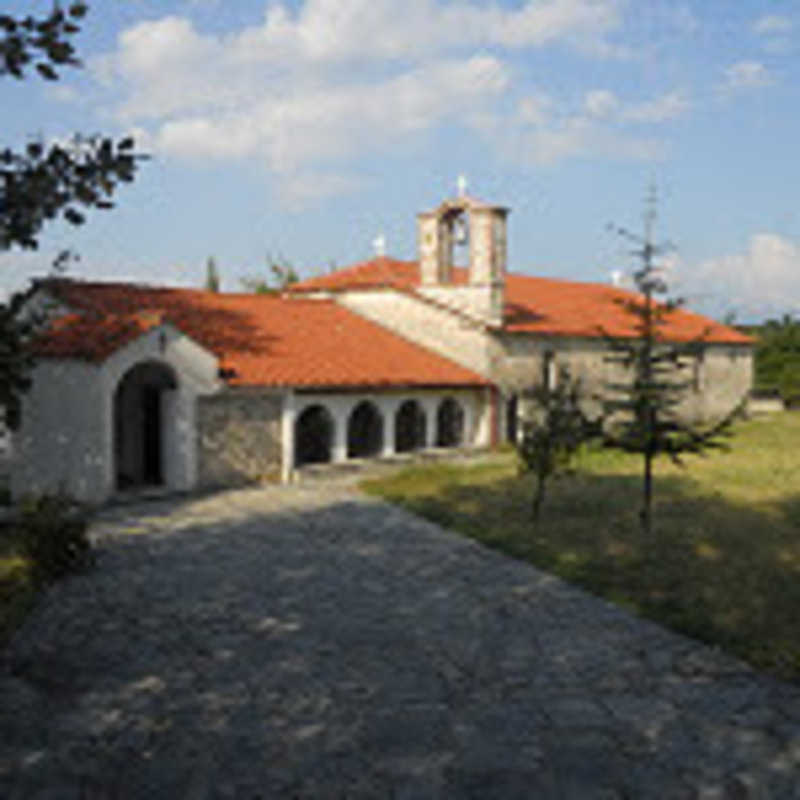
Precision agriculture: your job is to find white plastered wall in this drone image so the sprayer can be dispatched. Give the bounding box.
[11,359,107,502]
[100,325,220,500]
[12,324,220,504]
[335,289,493,375]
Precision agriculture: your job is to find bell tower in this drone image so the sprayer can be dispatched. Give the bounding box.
[416,181,508,326]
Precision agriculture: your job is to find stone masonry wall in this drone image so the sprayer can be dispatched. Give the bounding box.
[197,391,283,488]
[494,333,752,426]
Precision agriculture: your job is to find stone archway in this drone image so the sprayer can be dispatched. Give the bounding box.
[347,401,383,458]
[436,397,464,447]
[114,361,177,490]
[395,400,426,452]
[295,405,334,467]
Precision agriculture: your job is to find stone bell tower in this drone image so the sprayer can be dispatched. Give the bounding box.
[416,180,508,326]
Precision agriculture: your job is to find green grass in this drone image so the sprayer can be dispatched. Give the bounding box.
[362,412,800,682]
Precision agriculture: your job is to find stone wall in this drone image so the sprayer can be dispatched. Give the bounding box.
[197,391,284,488]
[494,333,752,427]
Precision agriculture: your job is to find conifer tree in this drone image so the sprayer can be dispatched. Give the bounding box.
[602,186,743,536]
[204,256,220,292]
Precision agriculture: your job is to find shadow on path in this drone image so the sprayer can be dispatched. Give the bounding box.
[1,485,799,798]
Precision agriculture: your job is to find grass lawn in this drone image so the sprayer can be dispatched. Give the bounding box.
[362,412,800,683]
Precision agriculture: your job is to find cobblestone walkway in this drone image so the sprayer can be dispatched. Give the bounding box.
[2,483,800,798]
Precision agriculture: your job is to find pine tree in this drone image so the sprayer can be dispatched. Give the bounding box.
[602,186,743,537]
[204,256,220,292]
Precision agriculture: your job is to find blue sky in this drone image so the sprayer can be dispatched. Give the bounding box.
[2,0,799,321]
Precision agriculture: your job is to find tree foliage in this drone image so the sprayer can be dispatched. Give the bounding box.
[0,2,87,80]
[602,189,742,536]
[0,3,144,430]
[516,367,593,521]
[749,315,800,404]
[2,135,140,250]
[240,252,299,294]
[204,256,220,293]
[1,3,145,251]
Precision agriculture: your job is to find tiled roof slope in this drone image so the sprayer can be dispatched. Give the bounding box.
[34,279,489,388]
[292,258,752,345]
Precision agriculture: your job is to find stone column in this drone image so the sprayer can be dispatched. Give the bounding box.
[332,401,349,462]
[281,390,295,483]
[424,398,439,447]
[382,397,398,457]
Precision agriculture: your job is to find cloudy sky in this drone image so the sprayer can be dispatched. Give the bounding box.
[2,0,799,321]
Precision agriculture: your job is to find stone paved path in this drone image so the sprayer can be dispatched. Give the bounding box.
[2,483,800,799]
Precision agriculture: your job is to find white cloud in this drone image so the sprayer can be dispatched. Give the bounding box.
[753,15,792,36]
[154,55,510,170]
[230,0,623,62]
[277,172,366,210]
[89,1,683,195]
[621,89,690,123]
[695,234,800,317]
[486,108,665,167]
[517,93,554,126]
[753,14,793,53]
[721,60,774,91]
[584,89,619,118]
[473,85,687,167]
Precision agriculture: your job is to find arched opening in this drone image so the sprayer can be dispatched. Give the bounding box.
[347,401,383,458]
[506,394,519,444]
[114,361,177,490]
[436,397,464,447]
[295,405,334,467]
[395,400,426,452]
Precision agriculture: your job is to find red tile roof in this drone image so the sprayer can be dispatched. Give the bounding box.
[292,258,752,345]
[34,310,168,361]
[34,279,489,389]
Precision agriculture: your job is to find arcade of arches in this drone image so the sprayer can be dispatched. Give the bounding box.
[294,396,466,468]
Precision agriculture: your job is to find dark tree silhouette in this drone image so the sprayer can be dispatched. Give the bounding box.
[204,256,220,292]
[1,3,144,251]
[0,3,144,429]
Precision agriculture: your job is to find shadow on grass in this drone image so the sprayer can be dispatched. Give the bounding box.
[369,466,800,683]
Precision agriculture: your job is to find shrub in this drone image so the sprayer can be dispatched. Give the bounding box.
[17,493,94,585]
[516,367,595,521]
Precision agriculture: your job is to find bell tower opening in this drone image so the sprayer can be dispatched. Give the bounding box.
[416,181,509,325]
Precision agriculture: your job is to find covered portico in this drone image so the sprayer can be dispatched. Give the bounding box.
[283,386,492,480]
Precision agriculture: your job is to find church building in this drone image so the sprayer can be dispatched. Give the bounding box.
[10,190,752,504]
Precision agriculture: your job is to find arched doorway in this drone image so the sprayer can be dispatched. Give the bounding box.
[506,394,519,443]
[395,400,426,452]
[436,397,464,447]
[295,405,334,467]
[347,401,383,458]
[114,361,177,490]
